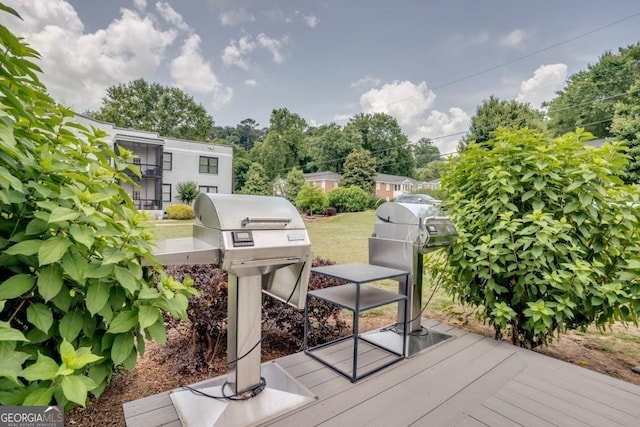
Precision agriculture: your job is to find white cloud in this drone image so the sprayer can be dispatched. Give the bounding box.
[516,63,567,108]
[257,33,288,63]
[350,75,382,89]
[500,29,527,47]
[222,33,288,68]
[360,80,436,127]
[219,8,255,26]
[245,79,257,86]
[415,108,470,155]
[222,35,255,69]
[170,34,233,109]
[134,0,147,12]
[333,113,353,122]
[302,13,318,28]
[156,1,190,32]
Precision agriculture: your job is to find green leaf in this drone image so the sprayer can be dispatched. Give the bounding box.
[138,305,160,330]
[145,319,166,345]
[521,190,536,202]
[563,201,579,214]
[69,223,94,249]
[25,218,49,236]
[26,303,53,333]
[4,240,42,256]
[59,310,84,342]
[111,333,134,365]
[107,310,138,334]
[38,236,72,266]
[37,264,63,302]
[86,282,109,315]
[60,340,75,368]
[0,274,35,300]
[102,247,127,265]
[23,388,54,406]
[61,375,88,406]
[114,266,139,295]
[0,324,28,342]
[68,352,103,370]
[60,252,87,284]
[21,353,59,381]
[49,206,80,223]
[0,348,30,385]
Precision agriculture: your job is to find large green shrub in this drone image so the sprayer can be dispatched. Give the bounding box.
[327,186,370,212]
[295,183,327,214]
[440,127,640,348]
[0,6,196,408]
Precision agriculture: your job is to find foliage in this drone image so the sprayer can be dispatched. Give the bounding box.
[440,127,640,348]
[236,118,263,151]
[164,260,349,372]
[546,44,640,138]
[175,181,199,205]
[277,167,305,203]
[610,81,640,184]
[295,183,328,214]
[251,108,308,180]
[327,186,370,212]
[165,204,195,220]
[239,162,272,196]
[231,145,252,192]
[413,137,441,167]
[340,148,377,193]
[458,95,545,150]
[306,123,361,173]
[346,113,415,177]
[416,159,445,181]
[86,79,215,141]
[0,8,196,409]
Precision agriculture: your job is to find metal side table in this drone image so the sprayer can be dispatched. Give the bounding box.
[304,263,408,382]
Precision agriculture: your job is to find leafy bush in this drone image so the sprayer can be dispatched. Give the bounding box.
[166,203,195,219]
[327,186,370,212]
[440,128,640,348]
[295,182,328,214]
[0,7,196,409]
[168,258,349,371]
[176,181,199,205]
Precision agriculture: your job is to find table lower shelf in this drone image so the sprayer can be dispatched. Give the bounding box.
[305,334,405,382]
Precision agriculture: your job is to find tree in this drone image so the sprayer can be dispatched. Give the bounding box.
[176,181,199,205]
[295,183,328,214]
[546,44,640,138]
[346,113,415,176]
[413,137,441,167]
[306,123,361,173]
[0,7,195,408]
[279,167,305,203]
[416,159,445,181]
[459,96,545,150]
[440,127,640,348]
[236,118,263,151]
[232,145,253,192]
[251,108,308,180]
[610,81,640,184]
[239,162,272,195]
[340,148,377,193]
[87,79,214,141]
[327,186,370,212]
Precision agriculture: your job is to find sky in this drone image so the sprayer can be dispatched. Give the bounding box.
[2,0,639,155]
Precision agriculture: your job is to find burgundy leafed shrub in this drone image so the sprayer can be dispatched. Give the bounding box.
[161,258,349,373]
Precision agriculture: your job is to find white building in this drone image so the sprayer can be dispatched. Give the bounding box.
[74,114,233,213]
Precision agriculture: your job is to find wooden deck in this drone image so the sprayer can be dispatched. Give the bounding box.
[123,320,640,426]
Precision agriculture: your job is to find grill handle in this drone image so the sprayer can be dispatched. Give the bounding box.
[241,216,292,227]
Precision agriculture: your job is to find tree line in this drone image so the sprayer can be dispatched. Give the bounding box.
[87,43,640,193]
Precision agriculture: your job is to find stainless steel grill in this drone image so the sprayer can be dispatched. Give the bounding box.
[147,193,315,424]
[369,201,457,355]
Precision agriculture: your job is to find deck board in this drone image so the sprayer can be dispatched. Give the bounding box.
[124,320,640,426]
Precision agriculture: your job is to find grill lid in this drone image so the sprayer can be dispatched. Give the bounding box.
[375,202,442,225]
[194,193,305,230]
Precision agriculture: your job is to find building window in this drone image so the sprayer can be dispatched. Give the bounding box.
[133,157,141,166]
[199,185,218,193]
[162,184,171,202]
[132,190,140,200]
[199,156,218,174]
[163,152,172,171]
